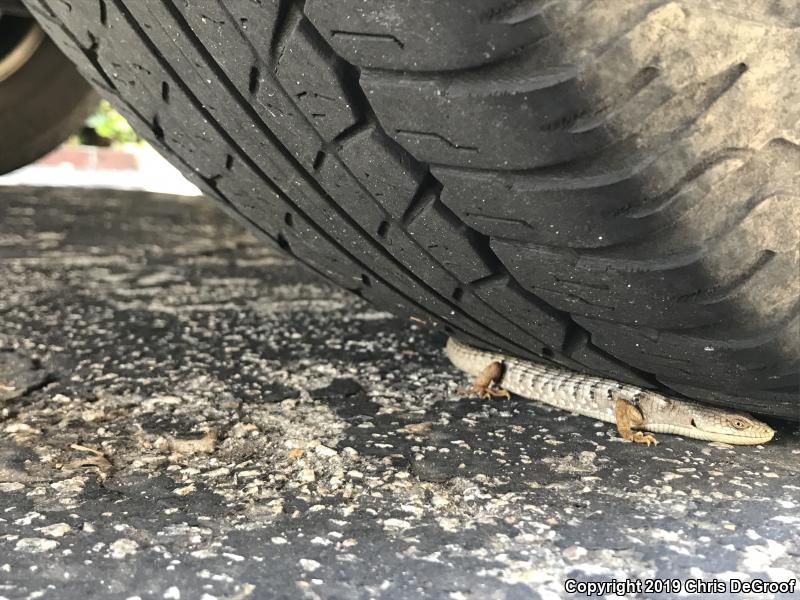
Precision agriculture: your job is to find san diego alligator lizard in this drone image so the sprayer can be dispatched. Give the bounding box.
[446,337,775,445]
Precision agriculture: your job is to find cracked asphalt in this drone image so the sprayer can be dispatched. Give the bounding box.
[0,186,798,600]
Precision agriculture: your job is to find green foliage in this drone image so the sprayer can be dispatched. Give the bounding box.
[83,100,141,145]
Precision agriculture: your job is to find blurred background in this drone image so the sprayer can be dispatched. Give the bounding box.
[0,99,200,196]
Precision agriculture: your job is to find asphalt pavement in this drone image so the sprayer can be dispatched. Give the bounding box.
[0,186,798,600]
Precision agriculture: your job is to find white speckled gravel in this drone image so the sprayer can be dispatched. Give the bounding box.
[0,187,797,599]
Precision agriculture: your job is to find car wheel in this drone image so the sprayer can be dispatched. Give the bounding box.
[24,0,799,417]
[0,9,99,174]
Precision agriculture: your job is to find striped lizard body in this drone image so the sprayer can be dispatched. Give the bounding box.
[446,337,774,446]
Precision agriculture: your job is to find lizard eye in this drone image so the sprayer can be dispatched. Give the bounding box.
[731,418,749,430]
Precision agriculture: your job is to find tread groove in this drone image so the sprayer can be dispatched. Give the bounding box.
[401,175,439,227]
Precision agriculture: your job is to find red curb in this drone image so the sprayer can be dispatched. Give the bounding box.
[36,145,139,171]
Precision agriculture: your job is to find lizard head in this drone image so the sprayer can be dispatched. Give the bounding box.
[685,404,775,445]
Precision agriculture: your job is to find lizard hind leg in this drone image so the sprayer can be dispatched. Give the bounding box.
[613,395,658,446]
[462,361,511,400]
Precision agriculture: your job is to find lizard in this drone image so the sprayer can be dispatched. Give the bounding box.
[446,337,775,446]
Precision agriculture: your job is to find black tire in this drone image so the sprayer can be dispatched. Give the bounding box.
[0,14,99,174]
[25,0,799,418]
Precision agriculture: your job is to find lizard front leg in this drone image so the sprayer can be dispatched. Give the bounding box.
[613,394,658,446]
[463,361,511,400]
